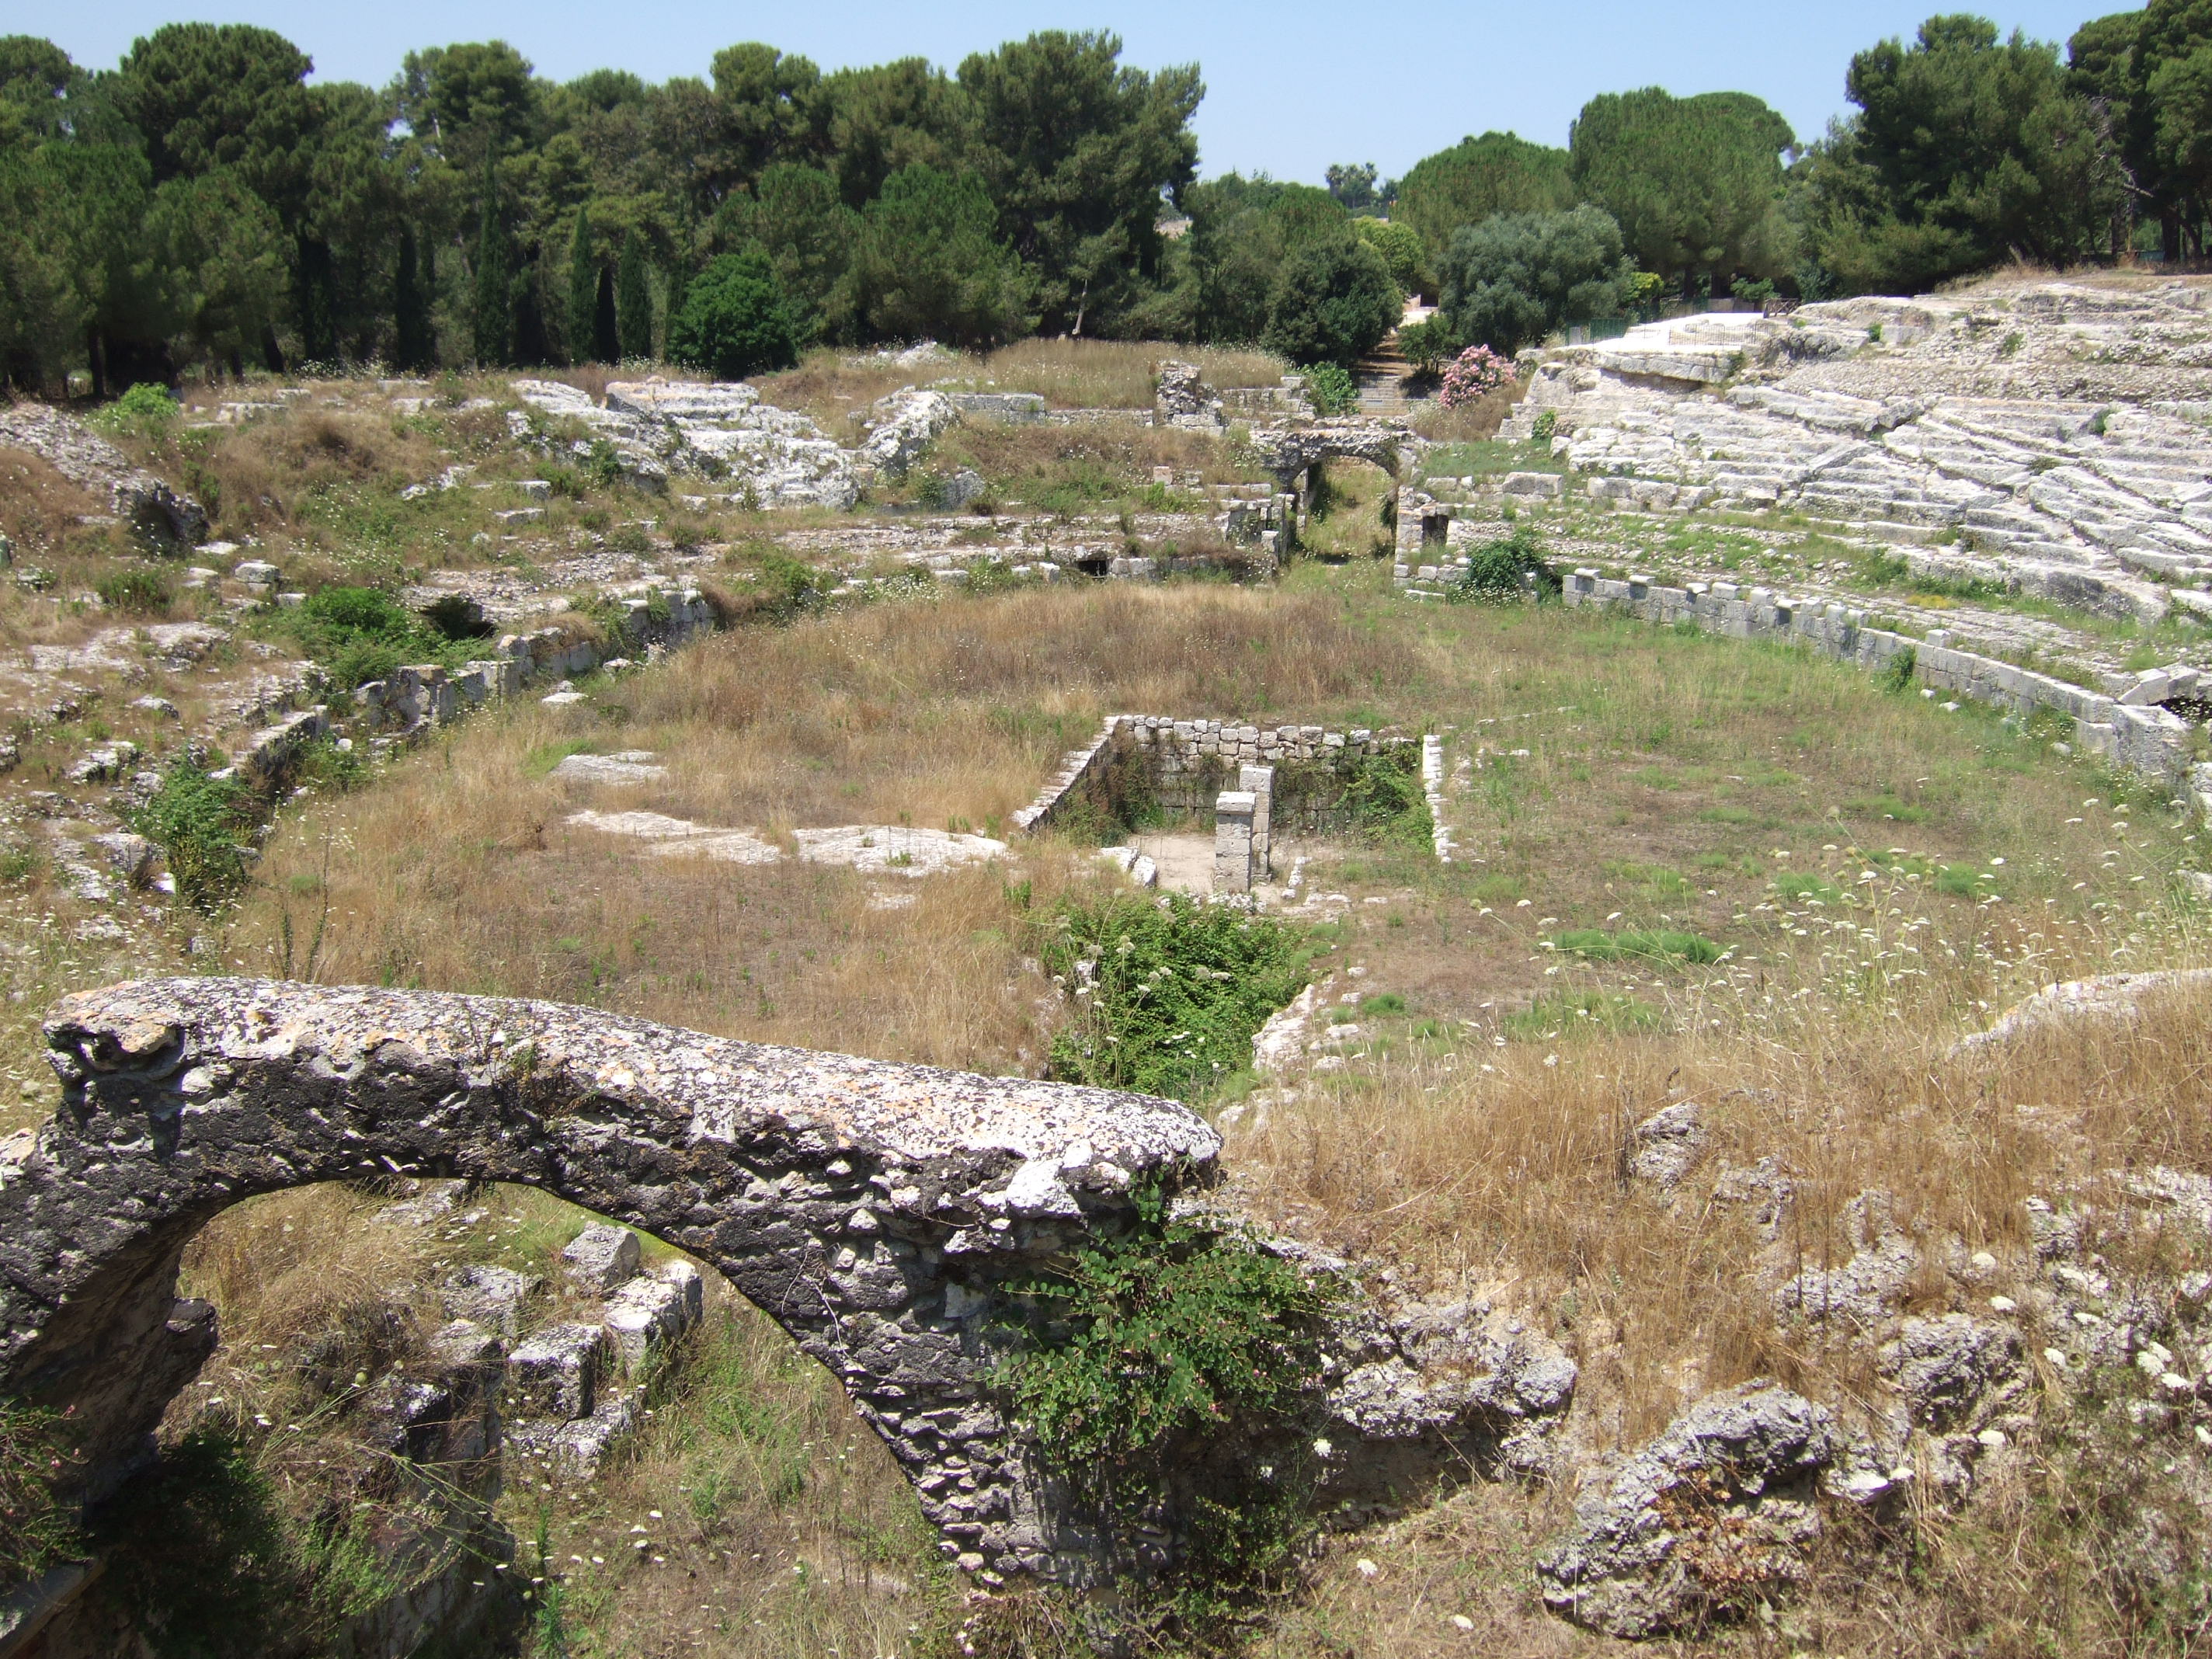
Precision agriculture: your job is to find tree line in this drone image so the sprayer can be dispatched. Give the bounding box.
[5,8,2212,394]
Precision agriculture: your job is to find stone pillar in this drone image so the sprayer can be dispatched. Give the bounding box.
[1213,790,1256,894]
[1238,765,1274,880]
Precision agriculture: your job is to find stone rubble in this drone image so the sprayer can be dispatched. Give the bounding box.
[511,378,862,508]
[1536,1382,1837,1638]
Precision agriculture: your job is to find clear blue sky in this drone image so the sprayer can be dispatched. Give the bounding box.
[16,1,2132,183]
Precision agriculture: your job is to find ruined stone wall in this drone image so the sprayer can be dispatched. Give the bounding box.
[1013,715,1416,839]
[0,977,1577,1646]
[353,590,715,739]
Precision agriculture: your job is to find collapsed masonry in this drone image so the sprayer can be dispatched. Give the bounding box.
[0,976,1572,1647]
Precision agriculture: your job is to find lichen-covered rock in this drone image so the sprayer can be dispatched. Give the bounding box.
[1954,969,2212,1053]
[1627,1101,1706,1191]
[1880,1313,2022,1432]
[603,1261,704,1371]
[1773,1189,1918,1327]
[561,1221,640,1294]
[1536,1382,1838,1638]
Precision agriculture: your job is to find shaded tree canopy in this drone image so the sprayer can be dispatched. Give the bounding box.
[1261,233,1400,368]
[1394,132,1577,259]
[1437,204,1631,355]
[1796,13,2121,291]
[957,30,1199,335]
[1570,88,1794,290]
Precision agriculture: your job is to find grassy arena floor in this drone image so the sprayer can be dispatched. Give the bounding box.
[146,569,2212,1655]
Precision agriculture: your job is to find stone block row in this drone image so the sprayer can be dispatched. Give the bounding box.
[1555,569,2199,788]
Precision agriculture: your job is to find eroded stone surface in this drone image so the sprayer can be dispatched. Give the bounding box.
[0,405,208,544]
[564,809,782,865]
[1536,1382,1838,1638]
[793,825,1008,876]
[9,977,1219,1583]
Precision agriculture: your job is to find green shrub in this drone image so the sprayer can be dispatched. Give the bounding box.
[89,382,179,439]
[1042,894,1309,1099]
[1396,315,1462,376]
[96,567,175,614]
[130,757,252,912]
[1880,645,1919,693]
[1436,205,1631,353]
[1448,523,1559,603]
[994,1184,1336,1613]
[1337,745,1431,843]
[997,1189,1332,1466]
[1301,362,1358,416]
[1353,216,1430,295]
[280,586,451,690]
[665,247,801,380]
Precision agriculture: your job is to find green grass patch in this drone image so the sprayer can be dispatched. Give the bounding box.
[1846,794,1931,823]
[1548,928,1723,965]
[1504,989,1668,1041]
[1774,873,1843,904]
[130,757,254,912]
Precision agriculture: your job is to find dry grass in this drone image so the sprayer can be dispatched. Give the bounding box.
[927,420,1264,509]
[509,1281,947,1659]
[121,578,2212,1654]
[234,584,1417,1070]
[968,338,1287,409]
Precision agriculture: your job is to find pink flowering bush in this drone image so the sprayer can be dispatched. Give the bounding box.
[1438,345,1516,409]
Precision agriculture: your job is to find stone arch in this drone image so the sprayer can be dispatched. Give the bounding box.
[1248,419,1424,509]
[0,977,1219,1589]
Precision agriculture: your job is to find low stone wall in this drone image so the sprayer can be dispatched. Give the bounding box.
[1014,715,1419,840]
[355,590,715,739]
[1553,569,2199,785]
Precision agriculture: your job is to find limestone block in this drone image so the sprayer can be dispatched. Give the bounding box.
[442,1263,540,1337]
[1501,471,1563,499]
[509,1323,607,1421]
[1214,790,1257,895]
[603,1261,704,1372]
[563,1223,642,1294]
[1240,764,1275,875]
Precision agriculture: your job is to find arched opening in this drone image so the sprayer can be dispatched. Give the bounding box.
[69,1177,931,1657]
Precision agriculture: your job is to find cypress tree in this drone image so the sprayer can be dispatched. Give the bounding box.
[473,169,510,367]
[615,228,652,362]
[394,228,431,371]
[566,205,597,364]
[593,267,619,363]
